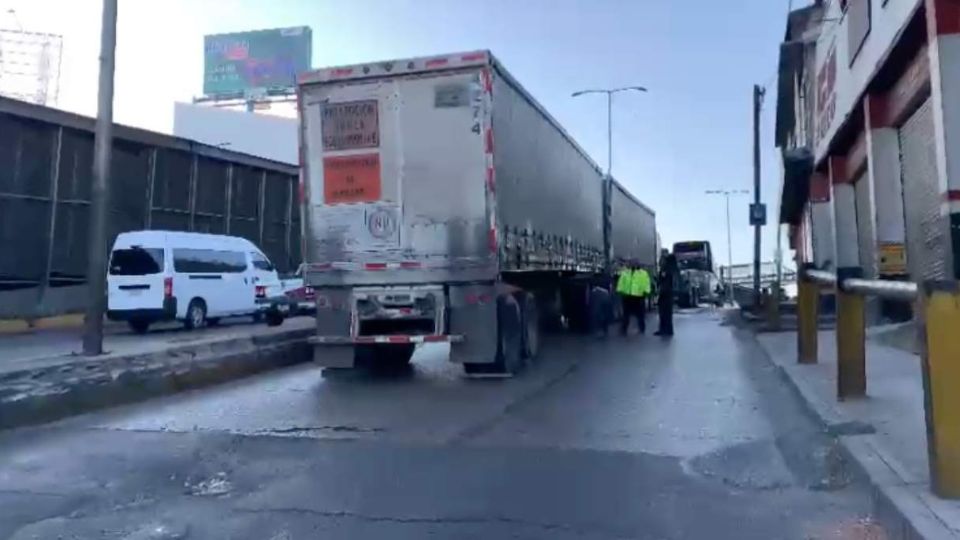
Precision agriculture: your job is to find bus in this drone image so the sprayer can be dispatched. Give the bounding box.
[672,241,722,307]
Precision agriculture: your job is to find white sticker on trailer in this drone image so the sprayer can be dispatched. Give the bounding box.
[313,203,401,249]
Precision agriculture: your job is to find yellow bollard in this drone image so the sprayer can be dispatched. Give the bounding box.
[797,269,818,364]
[920,281,960,499]
[836,267,866,400]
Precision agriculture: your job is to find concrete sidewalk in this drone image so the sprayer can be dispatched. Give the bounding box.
[0,318,315,430]
[756,330,960,539]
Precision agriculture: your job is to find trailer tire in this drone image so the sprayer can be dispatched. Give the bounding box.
[465,295,523,375]
[514,292,540,360]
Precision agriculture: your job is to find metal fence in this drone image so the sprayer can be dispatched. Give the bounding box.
[0,96,300,318]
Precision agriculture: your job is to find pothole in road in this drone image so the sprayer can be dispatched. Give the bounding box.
[684,440,793,490]
[185,472,232,497]
[684,435,852,492]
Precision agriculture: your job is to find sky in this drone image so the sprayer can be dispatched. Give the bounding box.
[1,0,793,267]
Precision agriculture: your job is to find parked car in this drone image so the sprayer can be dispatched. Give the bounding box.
[281,264,316,315]
[107,230,284,333]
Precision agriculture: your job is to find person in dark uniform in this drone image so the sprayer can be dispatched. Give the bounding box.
[655,251,679,336]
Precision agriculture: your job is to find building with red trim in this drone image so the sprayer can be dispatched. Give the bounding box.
[777,0,957,320]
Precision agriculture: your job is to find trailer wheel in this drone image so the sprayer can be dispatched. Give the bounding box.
[466,294,523,375]
[499,294,524,374]
[514,292,540,360]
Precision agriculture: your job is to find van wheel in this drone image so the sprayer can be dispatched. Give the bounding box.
[128,319,150,334]
[265,309,285,327]
[184,299,207,330]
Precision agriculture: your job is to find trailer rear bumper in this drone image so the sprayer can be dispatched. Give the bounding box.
[309,334,464,345]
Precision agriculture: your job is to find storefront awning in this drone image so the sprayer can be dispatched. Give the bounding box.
[780,147,814,225]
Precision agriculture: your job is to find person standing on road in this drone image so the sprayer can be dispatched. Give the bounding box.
[617,260,651,336]
[655,252,679,337]
[589,278,613,338]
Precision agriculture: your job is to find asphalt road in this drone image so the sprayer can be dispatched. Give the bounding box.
[0,309,885,539]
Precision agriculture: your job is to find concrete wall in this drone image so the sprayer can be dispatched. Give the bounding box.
[0,96,301,320]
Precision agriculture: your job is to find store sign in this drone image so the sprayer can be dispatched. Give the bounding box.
[815,44,838,148]
[879,242,907,275]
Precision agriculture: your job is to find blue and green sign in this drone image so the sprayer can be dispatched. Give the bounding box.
[203,26,312,97]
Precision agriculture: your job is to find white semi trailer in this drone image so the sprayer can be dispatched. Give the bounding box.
[297,51,656,374]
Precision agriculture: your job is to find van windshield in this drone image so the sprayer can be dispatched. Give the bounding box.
[109,248,164,276]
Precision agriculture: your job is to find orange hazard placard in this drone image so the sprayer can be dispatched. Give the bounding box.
[323,153,381,204]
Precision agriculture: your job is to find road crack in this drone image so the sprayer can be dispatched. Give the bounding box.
[236,505,631,538]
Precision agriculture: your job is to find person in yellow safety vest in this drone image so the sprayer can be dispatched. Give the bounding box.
[617,260,651,336]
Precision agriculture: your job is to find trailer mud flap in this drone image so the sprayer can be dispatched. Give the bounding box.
[314,288,353,367]
[448,284,498,364]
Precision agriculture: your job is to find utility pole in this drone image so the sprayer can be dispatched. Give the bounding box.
[82,0,118,356]
[752,84,765,306]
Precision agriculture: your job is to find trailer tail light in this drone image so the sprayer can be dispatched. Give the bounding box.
[465,293,490,305]
[163,277,173,298]
[488,228,498,253]
[256,285,266,299]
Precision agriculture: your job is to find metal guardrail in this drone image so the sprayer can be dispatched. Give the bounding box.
[796,265,960,499]
[805,268,918,301]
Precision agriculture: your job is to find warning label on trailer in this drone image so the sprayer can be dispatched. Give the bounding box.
[323,153,381,204]
[321,100,379,150]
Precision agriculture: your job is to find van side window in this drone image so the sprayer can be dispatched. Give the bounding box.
[173,249,246,273]
[250,252,274,272]
[110,248,164,275]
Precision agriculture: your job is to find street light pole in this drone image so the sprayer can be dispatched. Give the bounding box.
[82,0,119,356]
[572,86,647,277]
[706,189,749,305]
[571,85,647,178]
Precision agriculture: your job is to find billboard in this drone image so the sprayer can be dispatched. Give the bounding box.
[0,29,63,106]
[203,26,312,98]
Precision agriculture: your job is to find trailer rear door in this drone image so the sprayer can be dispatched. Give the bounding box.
[301,70,490,277]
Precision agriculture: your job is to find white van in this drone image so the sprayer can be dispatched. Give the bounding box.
[107,230,283,333]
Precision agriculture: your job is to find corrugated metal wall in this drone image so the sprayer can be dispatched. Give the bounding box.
[0,103,300,306]
[899,98,947,281]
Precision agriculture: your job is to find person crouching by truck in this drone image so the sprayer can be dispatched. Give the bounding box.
[617,260,651,336]
[656,251,679,337]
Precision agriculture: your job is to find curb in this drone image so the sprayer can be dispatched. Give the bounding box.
[838,436,956,540]
[751,331,959,540]
[0,326,314,431]
[0,313,84,335]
